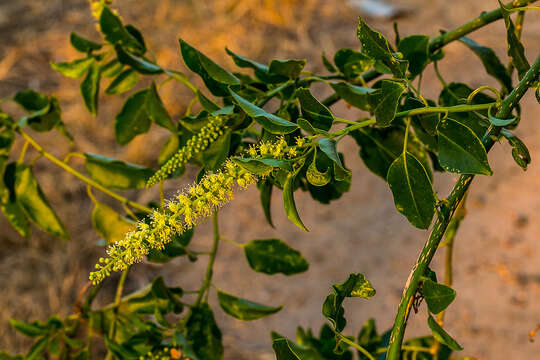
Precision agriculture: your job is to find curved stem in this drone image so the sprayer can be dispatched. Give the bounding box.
[194,211,220,306]
[333,331,375,360]
[18,129,152,214]
[386,53,540,360]
[395,102,495,118]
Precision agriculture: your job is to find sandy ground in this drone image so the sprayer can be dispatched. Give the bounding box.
[0,0,539,359]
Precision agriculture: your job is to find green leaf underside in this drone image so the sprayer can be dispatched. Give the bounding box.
[91,202,135,244]
[422,279,456,314]
[368,80,406,127]
[217,289,282,320]
[105,69,139,95]
[427,315,463,351]
[81,62,100,116]
[437,118,492,175]
[84,153,153,190]
[387,152,435,229]
[114,89,152,145]
[283,161,309,231]
[244,238,309,275]
[230,90,298,134]
[272,336,324,360]
[296,88,334,131]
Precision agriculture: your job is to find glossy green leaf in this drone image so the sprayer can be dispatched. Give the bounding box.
[318,138,351,180]
[115,45,163,74]
[333,49,374,78]
[499,0,530,79]
[234,157,291,175]
[1,160,31,238]
[322,52,337,73]
[351,126,431,180]
[437,118,492,175]
[297,118,328,136]
[145,82,175,131]
[70,32,102,53]
[91,202,135,244]
[387,152,435,229]
[202,129,231,171]
[180,39,240,96]
[114,89,151,145]
[217,289,282,320]
[459,37,512,92]
[51,57,95,79]
[101,59,124,78]
[296,88,334,131]
[20,97,62,133]
[105,69,139,95]
[225,48,285,84]
[283,160,308,231]
[329,82,374,110]
[99,6,144,54]
[230,90,298,134]
[257,179,274,227]
[84,153,154,190]
[158,134,180,166]
[397,35,429,77]
[268,59,306,79]
[427,315,463,351]
[9,319,47,338]
[14,90,48,111]
[306,154,331,187]
[197,90,220,112]
[15,164,68,239]
[272,334,324,360]
[322,273,375,332]
[185,303,223,360]
[357,18,405,78]
[422,279,456,314]
[244,238,309,275]
[368,79,406,127]
[81,62,100,116]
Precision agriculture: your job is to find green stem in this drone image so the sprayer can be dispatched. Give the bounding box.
[333,331,375,360]
[386,52,540,360]
[395,102,495,118]
[194,211,220,306]
[105,268,129,360]
[18,129,152,214]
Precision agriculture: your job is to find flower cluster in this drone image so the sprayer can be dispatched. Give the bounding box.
[90,137,304,285]
[146,116,226,187]
[139,347,184,360]
[88,0,113,20]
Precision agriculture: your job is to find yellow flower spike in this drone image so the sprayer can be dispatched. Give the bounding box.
[147,116,226,187]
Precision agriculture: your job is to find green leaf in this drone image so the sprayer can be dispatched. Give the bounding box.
[387,152,435,229]
[329,82,374,111]
[257,179,274,227]
[225,48,285,84]
[146,82,175,131]
[115,45,163,74]
[322,273,375,332]
[99,6,144,54]
[147,228,194,263]
[185,303,223,360]
[197,90,220,112]
[1,160,31,238]
[351,126,431,180]
[244,238,309,275]
[459,37,512,92]
[357,18,406,78]
[306,154,331,187]
[230,90,298,134]
[427,315,463,351]
[70,32,102,53]
[105,69,139,95]
[272,335,324,360]
[368,79,406,127]
[499,0,530,79]
[15,164,69,239]
[283,160,308,231]
[201,129,231,171]
[422,279,456,314]
[114,89,152,145]
[268,59,306,79]
[333,49,374,78]
[217,289,282,320]
[81,62,100,116]
[296,88,334,131]
[322,52,337,73]
[91,202,135,244]
[233,157,292,175]
[357,319,381,360]
[26,337,48,360]
[437,118,492,175]
[180,39,240,96]
[14,90,48,111]
[101,59,124,78]
[104,338,140,360]
[297,118,328,136]
[158,134,180,165]
[9,319,47,338]
[84,153,154,190]
[501,129,530,171]
[51,57,95,79]
[397,35,429,78]
[318,138,351,181]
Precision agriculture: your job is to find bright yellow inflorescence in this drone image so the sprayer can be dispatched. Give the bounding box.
[90,137,304,285]
[146,116,226,187]
[88,0,113,20]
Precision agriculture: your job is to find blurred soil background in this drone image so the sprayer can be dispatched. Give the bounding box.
[0,0,539,359]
